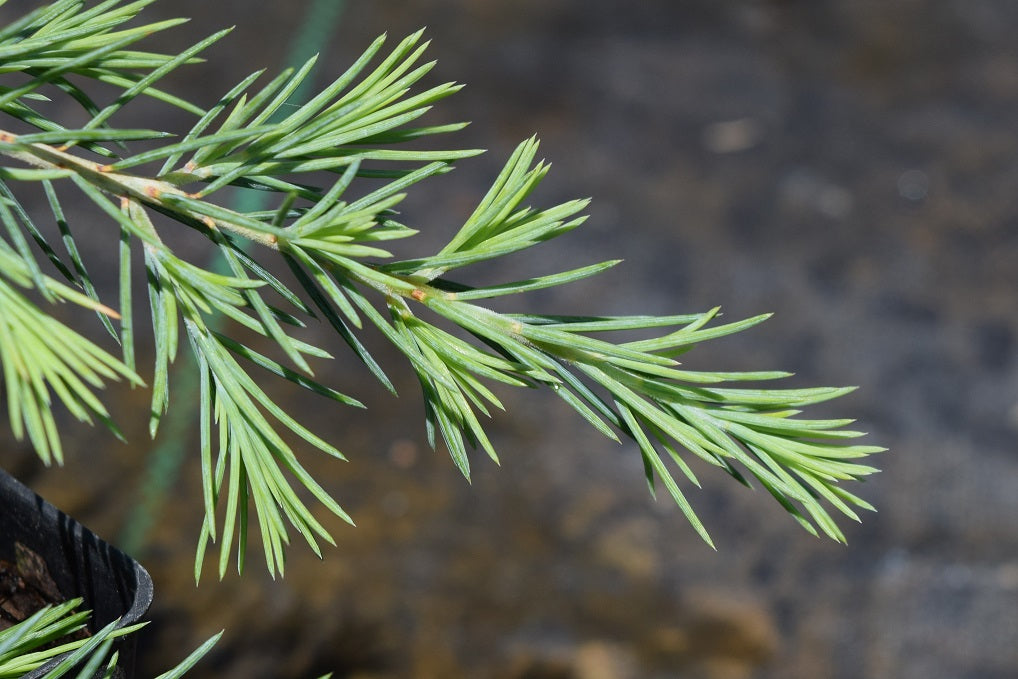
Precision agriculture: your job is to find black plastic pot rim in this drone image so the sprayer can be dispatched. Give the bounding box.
[1,467,153,678]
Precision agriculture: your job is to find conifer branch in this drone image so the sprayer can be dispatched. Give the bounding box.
[0,0,883,592]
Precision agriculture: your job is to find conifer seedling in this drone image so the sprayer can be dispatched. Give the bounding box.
[0,1,882,674]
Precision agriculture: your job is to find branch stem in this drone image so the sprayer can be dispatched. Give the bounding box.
[0,129,280,249]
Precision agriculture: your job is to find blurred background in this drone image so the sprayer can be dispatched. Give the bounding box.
[2,1,1017,678]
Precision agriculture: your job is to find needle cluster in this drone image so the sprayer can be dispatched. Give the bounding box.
[0,0,882,588]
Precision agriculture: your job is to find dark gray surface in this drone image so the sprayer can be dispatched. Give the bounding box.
[2,2,1016,678]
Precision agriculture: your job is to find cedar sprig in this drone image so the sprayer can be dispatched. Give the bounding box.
[0,0,883,582]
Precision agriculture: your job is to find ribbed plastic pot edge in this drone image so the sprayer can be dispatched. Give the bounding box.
[0,467,153,679]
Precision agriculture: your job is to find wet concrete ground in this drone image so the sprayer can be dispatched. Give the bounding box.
[2,1,1017,678]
